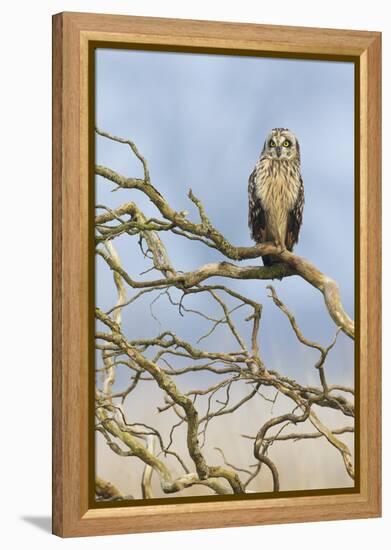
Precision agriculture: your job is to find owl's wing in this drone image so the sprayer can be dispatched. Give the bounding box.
[248,168,267,243]
[286,175,304,250]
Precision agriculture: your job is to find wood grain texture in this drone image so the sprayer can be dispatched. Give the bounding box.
[52,11,382,538]
[52,12,63,537]
[64,11,379,55]
[362,34,382,513]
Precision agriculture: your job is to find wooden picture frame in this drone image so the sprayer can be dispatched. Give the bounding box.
[52,12,381,537]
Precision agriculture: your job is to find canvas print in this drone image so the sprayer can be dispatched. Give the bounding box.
[94,48,355,504]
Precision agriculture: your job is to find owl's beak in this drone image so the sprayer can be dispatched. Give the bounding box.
[276,146,282,157]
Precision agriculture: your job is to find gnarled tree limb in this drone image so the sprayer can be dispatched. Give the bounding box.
[94,128,355,499]
[95,151,354,340]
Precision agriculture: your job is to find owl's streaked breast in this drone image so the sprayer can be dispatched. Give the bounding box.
[254,158,301,245]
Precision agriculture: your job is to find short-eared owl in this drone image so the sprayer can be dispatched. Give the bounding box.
[248,128,304,266]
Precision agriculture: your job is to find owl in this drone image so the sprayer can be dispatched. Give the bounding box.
[248,128,304,266]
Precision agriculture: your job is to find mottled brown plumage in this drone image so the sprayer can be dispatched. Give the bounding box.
[248,128,304,266]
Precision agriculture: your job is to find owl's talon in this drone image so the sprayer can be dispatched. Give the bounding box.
[273,241,285,254]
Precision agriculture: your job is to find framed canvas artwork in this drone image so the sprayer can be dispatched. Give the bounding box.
[52,12,381,537]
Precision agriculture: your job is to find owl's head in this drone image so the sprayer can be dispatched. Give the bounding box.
[262,128,300,161]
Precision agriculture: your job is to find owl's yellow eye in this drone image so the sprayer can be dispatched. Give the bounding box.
[269,140,276,147]
[283,140,291,147]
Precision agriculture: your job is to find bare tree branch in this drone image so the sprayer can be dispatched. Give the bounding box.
[95,151,353,338]
[94,129,355,500]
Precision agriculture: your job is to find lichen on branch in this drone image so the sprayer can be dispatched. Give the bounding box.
[94,129,355,501]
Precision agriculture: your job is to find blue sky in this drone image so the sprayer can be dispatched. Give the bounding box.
[95,48,354,386]
[94,49,355,494]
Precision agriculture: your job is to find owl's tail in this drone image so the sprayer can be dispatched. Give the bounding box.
[262,254,281,267]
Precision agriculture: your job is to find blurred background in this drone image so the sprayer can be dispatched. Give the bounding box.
[95,48,355,499]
